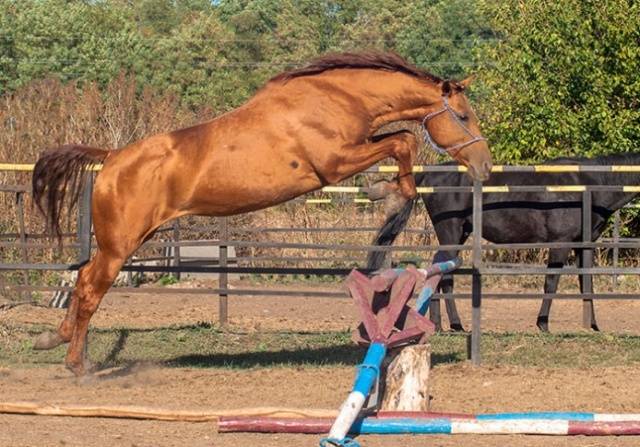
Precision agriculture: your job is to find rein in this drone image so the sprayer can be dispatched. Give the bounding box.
[422,96,486,156]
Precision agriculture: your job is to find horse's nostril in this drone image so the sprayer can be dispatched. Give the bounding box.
[482,161,493,177]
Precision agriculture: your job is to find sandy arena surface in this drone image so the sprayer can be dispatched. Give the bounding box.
[1,282,640,446]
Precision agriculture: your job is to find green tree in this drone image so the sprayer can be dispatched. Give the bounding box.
[476,0,640,163]
[0,0,151,93]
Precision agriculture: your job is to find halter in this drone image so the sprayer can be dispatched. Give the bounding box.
[422,96,486,156]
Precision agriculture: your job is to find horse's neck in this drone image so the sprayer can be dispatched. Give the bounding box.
[324,71,442,129]
[590,170,640,212]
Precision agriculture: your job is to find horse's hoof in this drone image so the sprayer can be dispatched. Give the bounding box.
[450,323,466,332]
[383,191,408,217]
[367,180,396,202]
[66,359,95,379]
[399,182,417,200]
[536,319,550,332]
[33,331,65,350]
[591,323,600,332]
[76,372,98,386]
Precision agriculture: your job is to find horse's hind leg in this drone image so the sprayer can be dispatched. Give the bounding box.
[33,289,78,350]
[444,286,464,331]
[63,248,127,376]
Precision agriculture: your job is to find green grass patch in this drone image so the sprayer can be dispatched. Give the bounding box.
[2,323,640,370]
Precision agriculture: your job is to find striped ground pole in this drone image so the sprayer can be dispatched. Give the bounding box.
[219,412,640,436]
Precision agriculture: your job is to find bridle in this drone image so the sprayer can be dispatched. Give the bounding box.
[422,96,486,156]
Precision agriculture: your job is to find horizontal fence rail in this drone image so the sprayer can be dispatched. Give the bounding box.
[4,163,640,173]
[2,162,640,364]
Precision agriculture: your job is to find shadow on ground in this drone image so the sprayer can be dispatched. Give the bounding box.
[166,347,461,369]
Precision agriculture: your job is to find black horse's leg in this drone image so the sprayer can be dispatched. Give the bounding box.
[537,248,570,332]
[577,248,600,331]
[443,275,464,331]
[428,251,447,331]
[428,297,443,332]
[432,250,464,331]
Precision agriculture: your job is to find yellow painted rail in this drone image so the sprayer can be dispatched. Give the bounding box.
[3,163,640,173]
[2,163,640,200]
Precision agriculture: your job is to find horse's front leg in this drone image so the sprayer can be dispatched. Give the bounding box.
[536,248,570,332]
[370,131,417,200]
[319,130,418,200]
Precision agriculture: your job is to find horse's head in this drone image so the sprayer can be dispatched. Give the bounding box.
[423,77,492,181]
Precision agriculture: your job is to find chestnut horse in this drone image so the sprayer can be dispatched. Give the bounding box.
[32,52,492,376]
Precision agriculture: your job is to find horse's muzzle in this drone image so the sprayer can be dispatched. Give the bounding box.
[467,160,492,182]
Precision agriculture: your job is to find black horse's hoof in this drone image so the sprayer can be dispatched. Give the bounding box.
[536,318,550,333]
[591,323,600,332]
[450,323,466,332]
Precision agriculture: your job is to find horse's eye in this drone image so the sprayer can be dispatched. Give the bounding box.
[458,114,469,121]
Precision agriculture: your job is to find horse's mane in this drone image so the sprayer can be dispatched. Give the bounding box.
[270,51,443,83]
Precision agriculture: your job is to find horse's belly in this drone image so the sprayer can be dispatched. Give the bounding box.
[187,165,323,215]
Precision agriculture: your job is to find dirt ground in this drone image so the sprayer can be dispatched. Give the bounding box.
[2,282,640,446]
[6,279,640,333]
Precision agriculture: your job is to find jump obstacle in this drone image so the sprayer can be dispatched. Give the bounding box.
[216,260,640,445]
[2,261,640,441]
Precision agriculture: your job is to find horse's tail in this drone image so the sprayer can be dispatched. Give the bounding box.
[32,144,109,239]
[366,198,416,271]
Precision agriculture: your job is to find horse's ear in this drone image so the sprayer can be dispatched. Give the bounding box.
[458,75,476,90]
[441,80,453,97]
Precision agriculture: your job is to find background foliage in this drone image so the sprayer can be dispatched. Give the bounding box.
[1,0,637,163]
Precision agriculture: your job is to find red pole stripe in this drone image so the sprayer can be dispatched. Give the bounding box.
[568,421,640,436]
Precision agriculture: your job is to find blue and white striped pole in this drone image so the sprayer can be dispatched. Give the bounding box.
[320,342,387,446]
[415,258,461,315]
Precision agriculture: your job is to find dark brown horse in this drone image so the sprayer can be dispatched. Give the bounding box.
[32,52,492,376]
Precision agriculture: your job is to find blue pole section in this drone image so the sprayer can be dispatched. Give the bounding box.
[415,286,435,315]
[353,342,387,395]
[350,418,453,435]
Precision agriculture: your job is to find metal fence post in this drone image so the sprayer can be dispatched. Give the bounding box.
[581,189,594,329]
[218,216,229,325]
[471,179,483,365]
[612,210,620,287]
[77,173,93,265]
[172,219,181,280]
[16,191,30,299]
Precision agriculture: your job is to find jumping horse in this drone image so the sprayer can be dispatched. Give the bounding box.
[32,52,491,376]
[367,153,640,332]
